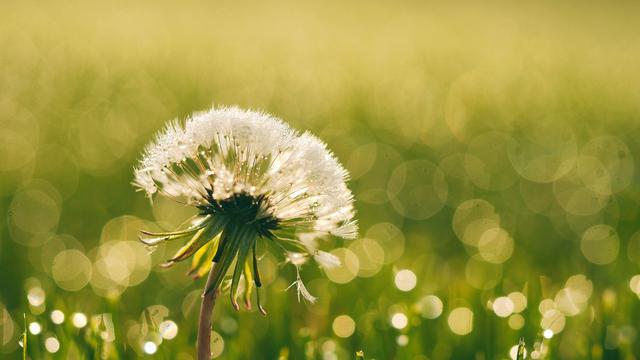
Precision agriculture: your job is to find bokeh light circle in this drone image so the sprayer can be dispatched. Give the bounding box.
[452,199,501,247]
[508,292,527,313]
[211,331,224,358]
[346,143,378,181]
[355,143,402,205]
[394,269,417,292]
[332,315,356,338]
[448,307,473,335]
[629,275,640,295]
[390,312,409,330]
[0,305,19,353]
[365,223,405,264]
[553,169,610,216]
[538,299,556,315]
[396,334,409,347]
[478,227,514,264]
[540,309,565,334]
[27,287,45,307]
[417,295,444,319]
[580,225,619,265]
[324,248,359,284]
[71,313,88,328]
[508,314,525,330]
[0,131,36,172]
[44,337,60,353]
[10,189,60,235]
[9,183,61,246]
[507,119,577,183]
[348,238,384,278]
[91,240,152,297]
[387,160,448,220]
[492,296,514,318]
[143,341,157,354]
[555,274,593,316]
[52,250,92,291]
[51,310,65,325]
[28,322,41,335]
[577,136,634,195]
[160,320,178,340]
[465,132,519,191]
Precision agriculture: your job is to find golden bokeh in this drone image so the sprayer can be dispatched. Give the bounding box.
[448,307,473,336]
[580,225,619,265]
[51,249,92,291]
[332,315,356,338]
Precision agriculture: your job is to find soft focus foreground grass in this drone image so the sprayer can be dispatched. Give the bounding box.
[1,0,640,359]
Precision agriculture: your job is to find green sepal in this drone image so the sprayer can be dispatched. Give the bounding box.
[162,216,227,267]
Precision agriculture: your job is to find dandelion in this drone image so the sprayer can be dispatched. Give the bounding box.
[134,106,357,359]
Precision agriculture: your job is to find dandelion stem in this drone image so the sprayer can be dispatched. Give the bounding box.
[197,262,220,360]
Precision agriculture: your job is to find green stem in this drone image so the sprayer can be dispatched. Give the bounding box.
[197,262,220,360]
[196,223,258,359]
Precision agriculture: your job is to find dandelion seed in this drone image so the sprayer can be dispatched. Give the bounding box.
[286,267,318,303]
[134,106,357,359]
[286,252,308,266]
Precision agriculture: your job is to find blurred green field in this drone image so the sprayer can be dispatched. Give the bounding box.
[2,0,640,359]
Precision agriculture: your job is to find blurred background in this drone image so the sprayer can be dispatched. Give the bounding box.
[1,0,640,358]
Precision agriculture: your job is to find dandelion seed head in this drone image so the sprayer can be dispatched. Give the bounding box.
[287,268,318,303]
[134,106,356,241]
[134,106,357,310]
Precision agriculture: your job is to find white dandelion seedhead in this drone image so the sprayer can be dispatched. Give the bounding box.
[134,105,357,310]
